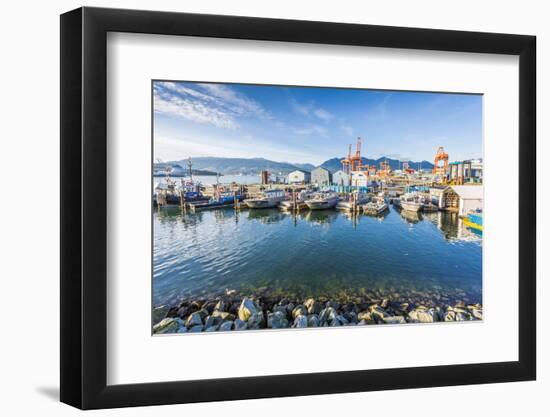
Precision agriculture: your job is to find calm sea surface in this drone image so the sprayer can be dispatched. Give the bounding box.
[153,206,482,307]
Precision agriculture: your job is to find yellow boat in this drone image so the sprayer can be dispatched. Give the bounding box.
[463,213,483,232]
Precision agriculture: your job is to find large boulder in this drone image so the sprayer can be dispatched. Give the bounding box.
[188,325,204,333]
[219,321,234,331]
[357,311,373,322]
[304,298,322,315]
[196,308,209,320]
[308,315,320,327]
[293,315,308,328]
[176,306,189,319]
[444,310,457,322]
[247,312,264,329]
[292,305,308,319]
[201,300,218,314]
[455,311,472,321]
[318,307,337,325]
[343,311,358,324]
[214,298,228,312]
[204,315,221,330]
[408,307,438,323]
[369,305,389,321]
[267,311,289,329]
[467,304,483,320]
[234,319,248,331]
[152,305,169,324]
[211,310,235,321]
[153,317,179,334]
[185,312,203,328]
[238,297,260,321]
[382,315,406,325]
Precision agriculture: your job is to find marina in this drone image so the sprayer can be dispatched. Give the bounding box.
[151,82,484,334]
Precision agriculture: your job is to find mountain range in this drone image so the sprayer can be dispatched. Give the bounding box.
[319,157,434,173]
[170,156,434,175]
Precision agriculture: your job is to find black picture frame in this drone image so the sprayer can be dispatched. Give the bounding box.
[60,6,536,410]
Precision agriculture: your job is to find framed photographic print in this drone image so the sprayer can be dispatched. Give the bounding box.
[60,7,536,409]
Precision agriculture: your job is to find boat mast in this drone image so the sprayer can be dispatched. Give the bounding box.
[188,157,193,181]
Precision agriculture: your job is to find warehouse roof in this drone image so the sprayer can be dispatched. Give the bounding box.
[449,185,484,200]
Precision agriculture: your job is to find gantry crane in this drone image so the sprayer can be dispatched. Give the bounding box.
[341,137,364,173]
[432,146,449,177]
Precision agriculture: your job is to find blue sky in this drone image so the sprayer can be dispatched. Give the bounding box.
[153,81,482,165]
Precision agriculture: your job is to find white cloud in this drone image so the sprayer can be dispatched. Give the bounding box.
[153,81,271,129]
[289,97,333,122]
[154,89,237,129]
[293,125,328,137]
[197,83,270,119]
[341,125,354,136]
[313,108,333,121]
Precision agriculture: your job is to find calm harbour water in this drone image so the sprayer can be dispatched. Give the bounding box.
[153,206,482,308]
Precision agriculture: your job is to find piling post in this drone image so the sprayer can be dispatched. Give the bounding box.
[179,190,185,210]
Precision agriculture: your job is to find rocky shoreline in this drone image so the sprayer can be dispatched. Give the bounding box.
[153,289,483,334]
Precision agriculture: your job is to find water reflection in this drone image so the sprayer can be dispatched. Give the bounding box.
[153,205,482,306]
[246,209,286,224]
[398,208,423,224]
[303,210,339,225]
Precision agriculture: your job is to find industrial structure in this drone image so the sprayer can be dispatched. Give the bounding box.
[433,147,449,176]
[341,137,365,173]
[378,159,392,177]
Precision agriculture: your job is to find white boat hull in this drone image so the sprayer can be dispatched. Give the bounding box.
[244,197,284,208]
[306,197,339,210]
[401,201,422,212]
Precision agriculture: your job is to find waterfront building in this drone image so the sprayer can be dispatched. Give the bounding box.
[274,174,288,184]
[287,169,311,184]
[447,159,483,184]
[350,170,369,187]
[432,185,483,215]
[311,167,333,186]
[470,159,483,182]
[332,170,350,187]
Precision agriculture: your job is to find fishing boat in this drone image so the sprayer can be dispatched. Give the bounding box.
[188,190,242,212]
[305,191,340,210]
[336,191,370,211]
[463,211,483,232]
[361,196,389,216]
[400,193,423,212]
[244,189,285,208]
[153,159,208,207]
[420,195,439,212]
[279,190,313,210]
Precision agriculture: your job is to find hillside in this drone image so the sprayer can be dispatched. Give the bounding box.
[167,156,434,175]
[172,157,310,175]
[320,157,434,173]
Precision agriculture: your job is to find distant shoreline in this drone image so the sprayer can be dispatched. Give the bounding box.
[153,171,221,177]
